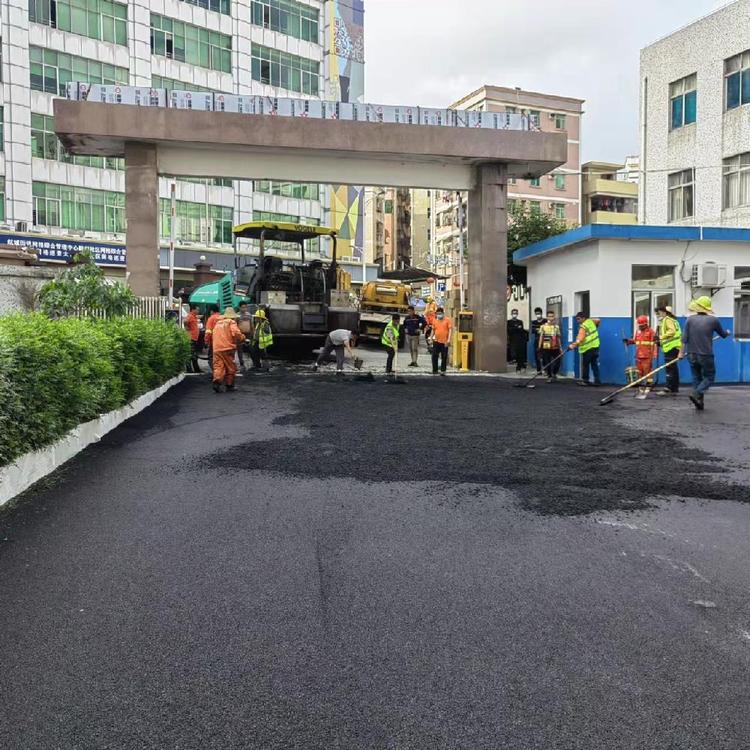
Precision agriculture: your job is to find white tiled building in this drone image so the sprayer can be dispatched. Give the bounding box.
[0,0,350,285]
[639,0,750,226]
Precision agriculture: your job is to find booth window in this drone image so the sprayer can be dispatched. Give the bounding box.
[735,266,750,339]
[632,265,674,326]
[668,169,694,222]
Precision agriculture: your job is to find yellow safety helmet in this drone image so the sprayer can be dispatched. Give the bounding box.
[253,308,267,319]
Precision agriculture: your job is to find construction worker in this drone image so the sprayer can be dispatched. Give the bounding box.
[530,307,545,373]
[569,312,602,386]
[313,329,358,373]
[623,315,657,392]
[382,313,401,374]
[537,310,563,383]
[431,306,453,376]
[507,308,528,371]
[210,307,245,393]
[424,295,438,351]
[183,303,202,373]
[249,308,273,371]
[680,295,731,410]
[204,304,221,374]
[655,305,682,396]
[403,305,426,367]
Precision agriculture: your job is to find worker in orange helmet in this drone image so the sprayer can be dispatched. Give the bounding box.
[623,314,657,386]
[209,307,246,393]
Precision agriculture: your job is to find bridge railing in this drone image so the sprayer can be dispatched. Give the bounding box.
[65,83,540,132]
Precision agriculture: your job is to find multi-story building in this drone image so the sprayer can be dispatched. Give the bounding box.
[425,84,584,310]
[582,160,638,225]
[409,188,431,270]
[639,0,750,226]
[0,0,365,291]
[451,85,584,225]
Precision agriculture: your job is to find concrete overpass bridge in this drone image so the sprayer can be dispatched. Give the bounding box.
[54,97,566,372]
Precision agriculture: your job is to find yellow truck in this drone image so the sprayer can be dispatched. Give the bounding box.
[358,281,411,345]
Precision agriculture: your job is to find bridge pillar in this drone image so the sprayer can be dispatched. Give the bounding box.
[468,162,508,373]
[125,142,160,296]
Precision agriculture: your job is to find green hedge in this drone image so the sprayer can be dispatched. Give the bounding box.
[0,315,190,468]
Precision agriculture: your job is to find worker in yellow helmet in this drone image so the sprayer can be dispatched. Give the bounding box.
[248,308,273,372]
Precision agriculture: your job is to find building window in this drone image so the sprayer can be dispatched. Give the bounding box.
[251,44,319,95]
[0,177,4,222]
[29,46,128,96]
[0,106,3,152]
[32,182,125,232]
[31,113,123,169]
[668,169,694,222]
[175,176,233,188]
[552,203,566,220]
[255,180,320,201]
[528,109,540,129]
[723,152,750,209]
[529,177,540,188]
[735,266,750,339]
[29,0,128,45]
[669,73,697,130]
[590,196,637,214]
[554,113,566,130]
[632,265,674,327]
[554,174,566,190]
[725,50,750,111]
[179,0,230,14]
[529,201,542,215]
[251,0,319,43]
[150,14,232,73]
[159,199,234,245]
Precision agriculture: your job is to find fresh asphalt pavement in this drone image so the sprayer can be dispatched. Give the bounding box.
[1,368,750,749]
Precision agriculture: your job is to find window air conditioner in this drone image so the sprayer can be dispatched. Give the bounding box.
[548,113,556,120]
[15,221,28,232]
[691,262,727,288]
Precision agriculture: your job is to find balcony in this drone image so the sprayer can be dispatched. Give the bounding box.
[583,178,638,200]
[589,211,637,225]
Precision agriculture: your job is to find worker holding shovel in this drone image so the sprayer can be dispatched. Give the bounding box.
[623,315,657,395]
[537,310,563,383]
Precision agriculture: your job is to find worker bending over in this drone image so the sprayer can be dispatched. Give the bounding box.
[209,307,245,393]
[313,329,358,374]
[537,310,563,383]
[569,312,602,386]
[623,315,657,386]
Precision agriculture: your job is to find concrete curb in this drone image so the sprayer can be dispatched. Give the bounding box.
[0,373,185,508]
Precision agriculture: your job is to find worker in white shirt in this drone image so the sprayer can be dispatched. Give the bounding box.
[313,329,359,373]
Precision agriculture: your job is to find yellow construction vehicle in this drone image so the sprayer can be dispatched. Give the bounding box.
[358,280,411,345]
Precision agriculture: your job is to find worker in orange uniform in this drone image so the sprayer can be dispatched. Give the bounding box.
[183,303,202,373]
[208,307,245,393]
[623,315,657,386]
[424,296,438,352]
[431,306,453,376]
[204,304,221,374]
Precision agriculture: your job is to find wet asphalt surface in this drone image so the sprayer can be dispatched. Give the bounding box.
[1,371,750,749]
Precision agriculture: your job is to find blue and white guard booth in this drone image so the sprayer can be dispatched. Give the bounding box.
[513,224,750,384]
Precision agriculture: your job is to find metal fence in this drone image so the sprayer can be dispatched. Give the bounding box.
[74,296,172,320]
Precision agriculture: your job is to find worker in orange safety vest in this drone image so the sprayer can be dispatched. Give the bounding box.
[208,307,246,393]
[623,315,657,383]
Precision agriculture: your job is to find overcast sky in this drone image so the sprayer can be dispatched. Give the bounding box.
[364,0,728,163]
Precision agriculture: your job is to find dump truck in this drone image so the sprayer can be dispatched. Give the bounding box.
[358,280,411,345]
[189,222,358,352]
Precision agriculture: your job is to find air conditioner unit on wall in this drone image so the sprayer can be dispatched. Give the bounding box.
[691,262,727,288]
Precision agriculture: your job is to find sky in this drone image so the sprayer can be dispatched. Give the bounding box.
[364,0,729,163]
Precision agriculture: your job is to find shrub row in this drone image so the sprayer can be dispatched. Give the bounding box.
[0,315,190,468]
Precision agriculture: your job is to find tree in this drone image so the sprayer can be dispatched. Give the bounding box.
[38,251,137,318]
[507,203,569,285]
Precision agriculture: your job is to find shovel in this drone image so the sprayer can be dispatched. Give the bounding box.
[599,360,674,405]
[513,349,566,389]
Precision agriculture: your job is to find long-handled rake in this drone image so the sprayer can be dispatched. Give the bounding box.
[513,349,567,389]
[599,360,673,405]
